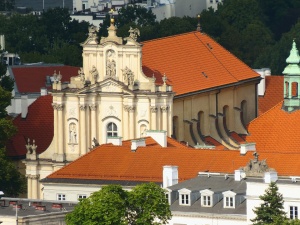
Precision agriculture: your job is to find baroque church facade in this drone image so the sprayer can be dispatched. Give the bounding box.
[24,19,260,199]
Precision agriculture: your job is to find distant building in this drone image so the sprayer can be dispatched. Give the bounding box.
[0,197,76,225]
[14,0,73,12]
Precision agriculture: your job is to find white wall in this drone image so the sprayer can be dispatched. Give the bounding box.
[247,181,300,224]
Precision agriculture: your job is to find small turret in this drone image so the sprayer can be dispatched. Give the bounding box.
[282,40,300,112]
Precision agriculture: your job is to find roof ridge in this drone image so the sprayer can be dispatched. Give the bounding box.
[141,31,198,44]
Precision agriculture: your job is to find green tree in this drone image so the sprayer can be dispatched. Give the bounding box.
[116,5,156,27]
[0,59,25,197]
[252,182,286,225]
[0,0,15,11]
[66,183,171,225]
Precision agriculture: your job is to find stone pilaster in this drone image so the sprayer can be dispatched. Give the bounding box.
[89,104,97,146]
[161,105,169,132]
[123,105,129,140]
[150,106,157,130]
[52,103,58,159]
[79,104,87,155]
[56,104,65,162]
[128,106,135,139]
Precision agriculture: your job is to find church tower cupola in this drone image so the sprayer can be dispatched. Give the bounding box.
[282,40,300,112]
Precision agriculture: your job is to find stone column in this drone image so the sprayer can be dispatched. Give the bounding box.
[150,106,157,130]
[31,175,40,199]
[52,103,58,159]
[161,105,169,132]
[168,103,173,137]
[89,104,97,146]
[26,175,32,199]
[56,104,65,162]
[79,104,87,155]
[128,106,135,139]
[123,106,129,140]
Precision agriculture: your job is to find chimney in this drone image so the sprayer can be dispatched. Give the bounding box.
[52,203,63,209]
[146,130,167,147]
[264,171,278,184]
[234,169,246,181]
[240,143,256,155]
[21,94,28,118]
[131,138,146,151]
[40,87,48,96]
[163,165,178,188]
[35,205,46,211]
[107,136,122,146]
[255,68,271,96]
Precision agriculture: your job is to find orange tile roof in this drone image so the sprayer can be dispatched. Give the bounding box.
[258,76,283,115]
[6,95,53,158]
[246,100,300,154]
[47,140,300,182]
[12,65,79,93]
[47,144,252,182]
[142,32,260,96]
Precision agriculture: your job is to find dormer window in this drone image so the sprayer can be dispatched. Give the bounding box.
[200,189,214,207]
[222,191,236,208]
[178,188,192,206]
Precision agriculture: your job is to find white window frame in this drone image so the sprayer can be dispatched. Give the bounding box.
[180,194,189,205]
[290,206,298,219]
[78,194,87,199]
[107,122,118,137]
[178,188,191,206]
[57,194,66,201]
[202,195,212,206]
[222,191,236,208]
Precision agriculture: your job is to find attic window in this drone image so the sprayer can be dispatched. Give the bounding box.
[225,196,234,207]
[222,191,236,208]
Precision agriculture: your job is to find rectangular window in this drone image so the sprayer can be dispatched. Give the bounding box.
[290,206,298,219]
[203,195,211,206]
[225,196,234,207]
[78,194,87,199]
[57,194,66,201]
[180,194,189,205]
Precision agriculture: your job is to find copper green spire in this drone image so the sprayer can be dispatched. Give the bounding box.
[283,40,300,112]
[283,40,300,75]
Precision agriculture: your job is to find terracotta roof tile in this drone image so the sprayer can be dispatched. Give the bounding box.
[258,76,283,115]
[142,32,260,96]
[6,95,53,157]
[47,144,252,182]
[12,65,79,93]
[246,100,300,154]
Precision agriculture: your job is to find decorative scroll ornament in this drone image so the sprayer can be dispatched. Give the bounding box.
[150,106,158,113]
[124,105,135,112]
[161,105,169,112]
[79,104,86,111]
[121,66,134,85]
[89,104,97,111]
[56,104,64,111]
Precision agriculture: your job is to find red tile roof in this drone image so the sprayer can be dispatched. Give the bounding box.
[47,140,300,182]
[47,143,251,182]
[142,32,260,96]
[6,95,53,157]
[246,100,300,154]
[12,65,79,93]
[258,76,283,115]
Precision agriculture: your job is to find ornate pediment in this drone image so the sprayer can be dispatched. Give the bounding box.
[76,78,133,95]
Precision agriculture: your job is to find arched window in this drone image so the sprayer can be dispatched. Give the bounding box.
[292,82,298,97]
[107,122,118,137]
[285,81,289,97]
[140,124,147,137]
[172,116,178,139]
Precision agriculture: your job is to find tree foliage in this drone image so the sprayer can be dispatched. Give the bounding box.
[66,183,171,225]
[252,182,286,225]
